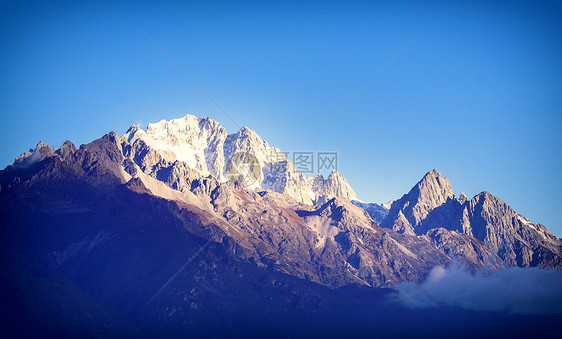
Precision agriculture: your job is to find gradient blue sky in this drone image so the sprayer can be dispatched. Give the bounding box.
[1,1,561,235]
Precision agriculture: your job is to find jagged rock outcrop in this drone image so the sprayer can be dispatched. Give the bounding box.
[12,141,55,168]
[312,170,358,202]
[378,170,562,269]
[380,169,455,235]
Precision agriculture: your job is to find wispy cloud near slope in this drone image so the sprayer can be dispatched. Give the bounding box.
[394,262,562,315]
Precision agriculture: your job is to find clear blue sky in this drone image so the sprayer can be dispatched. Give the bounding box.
[1,1,561,235]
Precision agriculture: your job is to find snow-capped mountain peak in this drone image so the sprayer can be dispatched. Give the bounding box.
[120,114,358,204]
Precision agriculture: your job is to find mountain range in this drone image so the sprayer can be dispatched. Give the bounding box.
[1,114,560,337]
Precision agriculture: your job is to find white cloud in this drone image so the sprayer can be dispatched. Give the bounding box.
[394,261,562,315]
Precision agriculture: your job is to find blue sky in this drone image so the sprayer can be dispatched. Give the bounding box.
[1,1,561,235]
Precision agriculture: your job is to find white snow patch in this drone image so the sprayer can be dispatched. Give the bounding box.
[518,215,535,229]
[518,215,548,240]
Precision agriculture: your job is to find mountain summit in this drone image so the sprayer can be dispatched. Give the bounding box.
[381,169,454,235]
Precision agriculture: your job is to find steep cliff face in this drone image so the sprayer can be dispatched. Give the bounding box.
[461,192,562,268]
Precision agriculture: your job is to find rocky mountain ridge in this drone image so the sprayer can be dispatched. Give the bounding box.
[1,129,446,289]
[2,114,561,292]
[380,169,562,269]
[2,114,561,336]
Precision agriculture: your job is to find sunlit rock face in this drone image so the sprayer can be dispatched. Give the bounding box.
[121,114,358,205]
